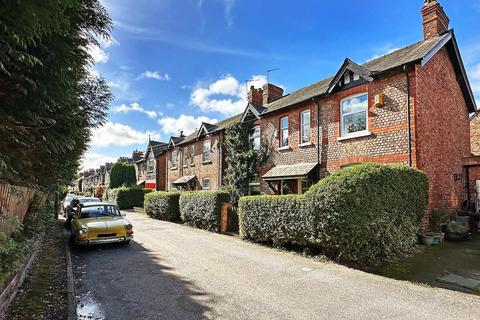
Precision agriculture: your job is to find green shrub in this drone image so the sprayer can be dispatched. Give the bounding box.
[107,187,152,209]
[179,191,230,232]
[239,163,429,267]
[109,162,136,188]
[144,192,181,221]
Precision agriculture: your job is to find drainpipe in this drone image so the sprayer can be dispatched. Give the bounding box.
[312,97,321,179]
[403,65,413,167]
[218,134,223,189]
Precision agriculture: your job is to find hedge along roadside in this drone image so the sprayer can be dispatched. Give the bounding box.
[144,192,181,221]
[179,191,230,232]
[238,163,429,267]
[106,187,152,210]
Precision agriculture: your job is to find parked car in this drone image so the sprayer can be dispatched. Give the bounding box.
[70,202,133,246]
[65,197,101,226]
[62,194,78,216]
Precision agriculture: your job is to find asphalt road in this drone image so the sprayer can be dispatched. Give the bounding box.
[72,211,480,320]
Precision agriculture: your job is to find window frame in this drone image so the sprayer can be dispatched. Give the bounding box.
[202,140,211,163]
[249,125,261,151]
[202,177,211,190]
[190,144,195,164]
[300,110,311,144]
[279,116,289,148]
[340,93,369,138]
[171,150,177,168]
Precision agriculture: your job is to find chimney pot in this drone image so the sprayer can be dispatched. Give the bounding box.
[421,0,449,40]
[248,86,264,105]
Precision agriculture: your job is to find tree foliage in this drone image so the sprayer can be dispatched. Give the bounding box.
[224,120,269,205]
[0,0,113,189]
[109,162,136,188]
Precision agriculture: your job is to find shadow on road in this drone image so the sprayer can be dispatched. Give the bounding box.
[72,240,213,320]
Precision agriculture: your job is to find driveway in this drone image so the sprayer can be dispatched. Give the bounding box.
[72,211,479,320]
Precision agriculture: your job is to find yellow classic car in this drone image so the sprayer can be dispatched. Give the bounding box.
[71,202,133,246]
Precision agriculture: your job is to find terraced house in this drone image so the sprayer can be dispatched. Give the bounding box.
[240,0,476,225]
[165,115,240,191]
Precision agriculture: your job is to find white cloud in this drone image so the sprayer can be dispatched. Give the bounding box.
[108,74,141,101]
[112,102,160,118]
[80,152,117,171]
[190,74,267,116]
[85,36,119,64]
[137,70,170,81]
[368,43,400,62]
[91,122,160,147]
[158,114,218,136]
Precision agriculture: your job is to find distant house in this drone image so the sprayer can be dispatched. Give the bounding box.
[135,141,168,190]
[239,0,476,226]
[165,116,240,191]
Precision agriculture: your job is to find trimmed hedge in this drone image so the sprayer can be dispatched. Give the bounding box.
[144,192,181,221]
[239,163,429,267]
[107,187,152,210]
[179,191,230,232]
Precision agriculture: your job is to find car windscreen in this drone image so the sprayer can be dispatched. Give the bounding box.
[80,205,121,218]
[79,198,100,203]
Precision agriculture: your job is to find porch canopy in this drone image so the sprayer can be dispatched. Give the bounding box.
[262,163,318,181]
[173,175,196,186]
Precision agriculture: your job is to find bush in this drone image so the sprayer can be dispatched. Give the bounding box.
[107,187,152,210]
[95,185,105,199]
[109,162,136,188]
[180,191,230,232]
[239,163,429,267]
[144,192,181,221]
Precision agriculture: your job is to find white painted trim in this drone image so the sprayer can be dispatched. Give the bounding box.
[340,92,369,138]
[277,146,291,151]
[299,142,313,148]
[421,33,452,67]
[300,109,311,145]
[337,131,372,141]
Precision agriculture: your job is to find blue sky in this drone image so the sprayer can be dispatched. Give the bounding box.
[82,0,480,169]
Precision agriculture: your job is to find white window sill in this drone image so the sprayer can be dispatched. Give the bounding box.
[202,160,212,165]
[277,146,291,151]
[337,131,372,141]
[171,167,178,170]
[299,142,313,148]
[182,165,188,168]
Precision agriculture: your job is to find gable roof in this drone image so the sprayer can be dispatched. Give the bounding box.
[168,136,185,148]
[241,102,267,122]
[327,58,373,93]
[262,31,476,114]
[176,113,242,147]
[196,122,218,139]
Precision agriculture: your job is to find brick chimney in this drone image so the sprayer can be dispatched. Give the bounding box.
[248,85,263,106]
[421,0,449,40]
[262,83,284,105]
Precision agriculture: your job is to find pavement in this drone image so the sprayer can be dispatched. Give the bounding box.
[72,211,480,320]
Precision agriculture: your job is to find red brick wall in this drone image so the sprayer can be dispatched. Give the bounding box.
[415,48,470,224]
[470,115,480,156]
[166,134,223,190]
[156,153,167,191]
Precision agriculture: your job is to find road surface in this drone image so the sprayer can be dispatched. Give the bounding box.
[72,211,479,320]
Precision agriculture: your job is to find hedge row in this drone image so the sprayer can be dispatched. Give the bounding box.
[179,191,230,232]
[107,187,152,209]
[239,163,429,267]
[144,192,181,221]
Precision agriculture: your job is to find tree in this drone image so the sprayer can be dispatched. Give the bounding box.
[109,162,136,188]
[0,0,112,189]
[224,120,270,205]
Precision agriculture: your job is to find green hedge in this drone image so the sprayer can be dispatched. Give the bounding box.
[179,191,230,232]
[239,163,429,267]
[144,192,181,221]
[107,187,152,209]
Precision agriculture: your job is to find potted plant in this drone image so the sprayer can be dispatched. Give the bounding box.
[444,220,471,241]
[419,233,435,246]
[430,208,449,244]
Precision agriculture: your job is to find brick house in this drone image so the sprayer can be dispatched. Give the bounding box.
[135,141,168,190]
[165,115,240,191]
[240,0,476,225]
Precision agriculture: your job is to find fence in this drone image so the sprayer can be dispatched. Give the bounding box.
[0,182,47,237]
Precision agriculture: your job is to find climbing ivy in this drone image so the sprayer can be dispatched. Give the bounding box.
[224,120,270,205]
